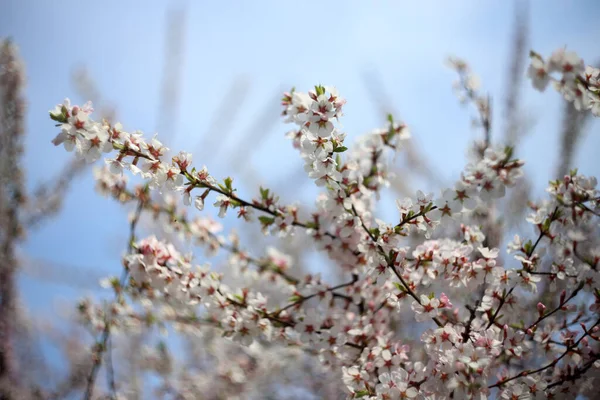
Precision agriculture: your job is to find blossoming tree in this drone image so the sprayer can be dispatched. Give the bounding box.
[44,46,600,400]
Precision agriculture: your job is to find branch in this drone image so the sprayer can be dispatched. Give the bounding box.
[83,199,144,400]
[489,317,600,389]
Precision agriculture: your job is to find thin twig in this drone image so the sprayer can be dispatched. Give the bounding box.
[105,337,116,399]
[488,317,600,388]
[83,199,144,400]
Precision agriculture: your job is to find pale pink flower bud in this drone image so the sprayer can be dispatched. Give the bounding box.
[537,302,546,317]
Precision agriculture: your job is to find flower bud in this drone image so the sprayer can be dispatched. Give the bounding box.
[537,302,546,317]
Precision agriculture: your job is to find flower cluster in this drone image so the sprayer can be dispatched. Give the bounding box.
[528,48,600,116]
[52,47,600,400]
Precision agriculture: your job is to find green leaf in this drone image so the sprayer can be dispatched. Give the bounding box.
[223,177,233,191]
[542,217,552,233]
[569,168,578,177]
[315,85,326,96]
[110,277,120,289]
[503,146,514,162]
[258,216,275,226]
[529,50,542,60]
[425,202,434,212]
[49,108,68,123]
[523,239,533,255]
[233,294,244,303]
[304,221,318,229]
[393,282,406,292]
[333,146,348,153]
[259,186,270,200]
[386,126,395,143]
[354,390,370,398]
[145,313,157,325]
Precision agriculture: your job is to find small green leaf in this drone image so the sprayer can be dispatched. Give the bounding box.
[110,277,120,289]
[315,85,326,96]
[49,109,68,123]
[529,50,542,60]
[523,239,533,255]
[333,146,348,153]
[258,216,275,226]
[542,217,552,233]
[223,177,233,191]
[503,146,514,162]
[259,186,270,200]
[569,168,578,177]
[233,294,244,303]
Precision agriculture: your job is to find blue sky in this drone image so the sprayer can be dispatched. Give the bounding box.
[2,0,600,379]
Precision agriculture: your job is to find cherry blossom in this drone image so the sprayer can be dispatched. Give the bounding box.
[43,49,600,400]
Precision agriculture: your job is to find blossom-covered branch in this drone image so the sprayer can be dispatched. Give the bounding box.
[42,45,600,399]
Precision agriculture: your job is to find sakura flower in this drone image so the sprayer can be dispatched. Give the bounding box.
[296,309,321,343]
[551,258,575,280]
[430,189,463,220]
[416,190,433,207]
[478,247,499,259]
[80,126,112,162]
[548,49,584,77]
[171,151,192,171]
[518,271,541,293]
[214,195,231,218]
[376,368,417,399]
[412,295,441,322]
[453,181,478,210]
[158,165,184,190]
[307,113,335,138]
[342,366,369,394]
[527,56,550,91]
